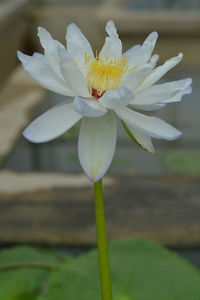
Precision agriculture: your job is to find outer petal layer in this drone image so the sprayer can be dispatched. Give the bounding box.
[17,51,75,96]
[23,102,81,143]
[38,27,66,78]
[73,97,107,117]
[78,111,117,182]
[130,127,155,154]
[115,106,182,140]
[123,32,158,67]
[130,103,166,111]
[137,53,183,91]
[122,121,155,154]
[130,78,192,106]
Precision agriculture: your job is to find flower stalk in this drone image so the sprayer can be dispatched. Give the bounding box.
[94,179,113,300]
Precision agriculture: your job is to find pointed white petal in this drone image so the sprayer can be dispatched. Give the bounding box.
[78,111,117,182]
[132,128,155,154]
[149,54,159,68]
[115,106,182,140]
[37,27,52,49]
[23,102,81,143]
[131,77,192,106]
[66,23,93,68]
[122,64,152,92]
[123,32,158,67]
[99,86,133,109]
[122,121,155,154]
[58,46,91,97]
[73,97,107,117]
[143,32,158,57]
[105,20,118,37]
[123,45,141,61]
[17,51,76,96]
[38,27,66,78]
[137,53,183,91]
[100,36,122,61]
[166,87,192,103]
[100,21,122,60]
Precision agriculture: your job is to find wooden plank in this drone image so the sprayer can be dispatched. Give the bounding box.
[31,4,200,66]
[0,0,31,33]
[0,171,200,247]
[0,67,46,164]
[0,0,32,86]
[97,7,200,35]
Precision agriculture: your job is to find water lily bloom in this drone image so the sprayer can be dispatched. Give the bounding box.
[17,21,192,182]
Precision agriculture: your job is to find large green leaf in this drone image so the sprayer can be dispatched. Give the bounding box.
[0,246,67,300]
[38,239,200,300]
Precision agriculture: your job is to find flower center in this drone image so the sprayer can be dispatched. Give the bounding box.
[85,54,128,98]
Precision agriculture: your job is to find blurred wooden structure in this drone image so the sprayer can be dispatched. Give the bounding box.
[0,0,32,87]
[1,171,200,247]
[30,3,200,67]
[0,67,46,165]
[0,1,200,247]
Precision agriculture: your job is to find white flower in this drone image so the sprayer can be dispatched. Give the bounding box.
[17,20,192,182]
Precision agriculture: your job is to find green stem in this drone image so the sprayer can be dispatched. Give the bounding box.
[94,179,112,300]
[0,262,58,272]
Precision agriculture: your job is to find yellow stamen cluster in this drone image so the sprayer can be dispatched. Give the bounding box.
[85,54,128,96]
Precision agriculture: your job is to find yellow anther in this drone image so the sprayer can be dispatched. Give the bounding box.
[85,54,128,95]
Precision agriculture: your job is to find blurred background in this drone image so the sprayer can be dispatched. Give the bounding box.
[0,0,200,266]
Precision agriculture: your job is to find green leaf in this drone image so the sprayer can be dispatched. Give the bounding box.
[0,246,68,300]
[38,239,200,300]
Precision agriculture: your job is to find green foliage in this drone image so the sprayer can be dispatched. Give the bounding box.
[38,239,200,300]
[0,246,65,300]
[165,150,200,175]
[1,240,200,300]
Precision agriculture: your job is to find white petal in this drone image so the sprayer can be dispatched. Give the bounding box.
[132,128,155,154]
[122,122,155,154]
[137,53,183,91]
[100,21,122,60]
[130,77,192,106]
[166,87,192,103]
[17,51,76,96]
[105,20,118,37]
[38,27,66,78]
[115,106,182,140]
[73,97,107,117]
[123,45,141,61]
[23,102,81,143]
[58,46,91,97]
[142,32,158,58]
[37,27,52,49]
[123,32,158,67]
[131,103,166,111]
[99,86,133,109]
[122,64,153,92]
[33,52,45,60]
[78,111,117,182]
[66,23,93,67]
[149,54,159,68]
